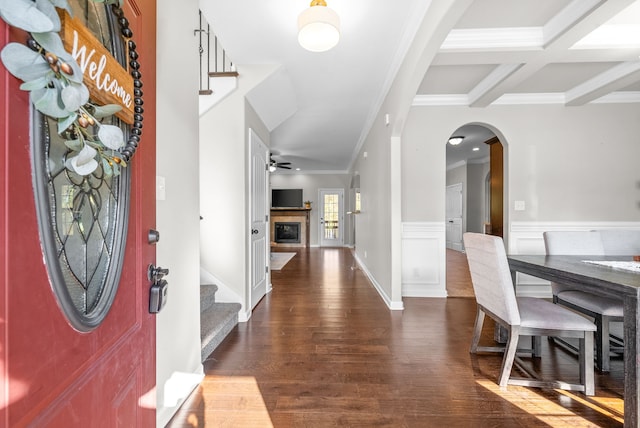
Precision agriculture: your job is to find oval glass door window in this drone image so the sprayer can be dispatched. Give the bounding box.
[32,0,132,332]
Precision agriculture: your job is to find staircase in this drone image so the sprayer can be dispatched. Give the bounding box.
[200,283,241,361]
[197,10,238,116]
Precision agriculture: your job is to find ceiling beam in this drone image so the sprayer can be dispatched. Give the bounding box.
[468,64,523,107]
[435,0,638,107]
[542,0,605,46]
[566,61,640,105]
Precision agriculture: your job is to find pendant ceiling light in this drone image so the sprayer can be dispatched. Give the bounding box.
[298,0,340,52]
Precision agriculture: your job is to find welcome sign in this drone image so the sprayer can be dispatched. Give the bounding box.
[59,12,135,124]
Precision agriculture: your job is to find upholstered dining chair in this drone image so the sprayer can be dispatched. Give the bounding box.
[543,230,623,372]
[597,229,640,255]
[464,232,595,395]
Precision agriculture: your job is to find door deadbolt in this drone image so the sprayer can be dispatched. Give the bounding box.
[148,229,160,244]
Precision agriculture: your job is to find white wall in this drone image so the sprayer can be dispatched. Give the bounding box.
[403,103,640,223]
[350,1,474,307]
[199,65,275,317]
[155,0,203,425]
[399,102,640,297]
[352,118,396,305]
[270,173,352,246]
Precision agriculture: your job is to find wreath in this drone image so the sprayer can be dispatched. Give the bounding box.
[0,0,140,176]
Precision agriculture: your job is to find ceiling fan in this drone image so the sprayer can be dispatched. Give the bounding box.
[269,154,292,170]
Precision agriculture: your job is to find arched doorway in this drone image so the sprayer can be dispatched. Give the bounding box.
[445,123,506,297]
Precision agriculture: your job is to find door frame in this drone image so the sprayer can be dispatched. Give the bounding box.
[318,188,345,247]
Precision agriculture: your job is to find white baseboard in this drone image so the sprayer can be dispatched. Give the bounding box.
[156,368,205,427]
[353,252,404,310]
[238,308,252,323]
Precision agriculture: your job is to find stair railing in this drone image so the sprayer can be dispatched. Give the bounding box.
[196,10,238,96]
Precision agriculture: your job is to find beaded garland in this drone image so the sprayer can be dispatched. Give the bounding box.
[111,3,143,163]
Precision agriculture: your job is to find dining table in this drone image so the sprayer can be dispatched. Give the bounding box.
[507,254,640,428]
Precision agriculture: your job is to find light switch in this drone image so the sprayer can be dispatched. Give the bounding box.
[514,200,525,211]
[156,176,166,201]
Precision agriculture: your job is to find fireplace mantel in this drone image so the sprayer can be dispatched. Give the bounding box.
[270,208,311,248]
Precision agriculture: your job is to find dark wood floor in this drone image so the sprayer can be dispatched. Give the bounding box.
[167,247,624,427]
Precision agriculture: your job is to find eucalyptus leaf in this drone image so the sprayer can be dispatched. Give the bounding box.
[58,113,78,134]
[67,155,98,176]
[76,143,97,163]
[66,143,98,175]
[35,0,60,32]
[0,43,50,81]
[92,104,122,119]
[101,157,113,176]
[63,138,83,151]
[61,83,89,111]
[47,0,72,17]
[31,86,70,118]
[31,32,66,57]
[98,124,125,149]
[20,75,51,91]
[0,0,55,33]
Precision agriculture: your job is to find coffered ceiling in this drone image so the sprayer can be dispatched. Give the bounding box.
[201,0,640,172]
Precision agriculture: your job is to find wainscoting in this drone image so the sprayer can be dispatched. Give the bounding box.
[400,221,640,299]
[401,222,447,297]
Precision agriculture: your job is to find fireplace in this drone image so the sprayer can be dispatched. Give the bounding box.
[270,208,310,248]
[274,222,301,243]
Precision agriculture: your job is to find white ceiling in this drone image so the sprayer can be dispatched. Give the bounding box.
[201,0,640,173]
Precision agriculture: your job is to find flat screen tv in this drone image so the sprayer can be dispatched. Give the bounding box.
[272,189,303,208]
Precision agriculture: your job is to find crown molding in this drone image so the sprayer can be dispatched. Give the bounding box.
[412,94,469,106]
[441,27,543,50]
[592,91,640,103]
[414,91,640,106]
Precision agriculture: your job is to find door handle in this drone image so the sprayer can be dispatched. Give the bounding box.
[251,229,259,234]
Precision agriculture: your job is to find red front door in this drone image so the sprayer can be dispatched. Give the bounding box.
[0,0,157,425]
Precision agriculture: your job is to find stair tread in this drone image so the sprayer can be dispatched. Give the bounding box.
[201,302,240,335]
[200,283,219,312]
[200,302,241,361]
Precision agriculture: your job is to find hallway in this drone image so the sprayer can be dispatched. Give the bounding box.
[168,247,624,427]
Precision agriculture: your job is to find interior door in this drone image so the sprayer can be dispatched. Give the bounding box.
[319,189,344,247]
[446,183,463,251]
[250,129,269,310]
[0,0,157,425]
